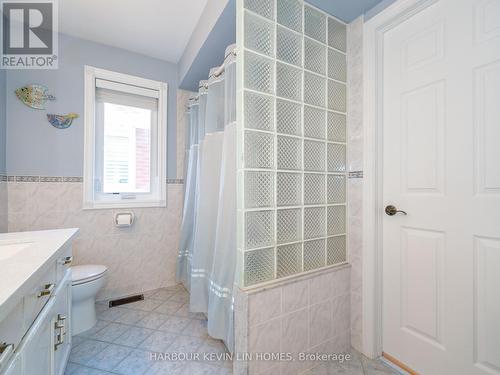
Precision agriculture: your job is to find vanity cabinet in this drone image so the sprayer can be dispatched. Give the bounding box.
[0,231,77,375]
[20,272,71,375]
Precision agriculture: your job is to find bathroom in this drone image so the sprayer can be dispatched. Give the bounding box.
[0,0,499,374]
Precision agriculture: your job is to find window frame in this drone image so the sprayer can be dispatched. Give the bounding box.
[83,65,167,209]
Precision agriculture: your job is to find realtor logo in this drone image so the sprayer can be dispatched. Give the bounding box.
[1,0,58,69]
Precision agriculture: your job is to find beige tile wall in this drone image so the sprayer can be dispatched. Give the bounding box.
[0,181,7,232]
[234,265,351,375]
[347,16,364,353]
[7,180,183,301]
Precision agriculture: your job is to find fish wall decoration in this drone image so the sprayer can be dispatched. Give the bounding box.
[46,113,79,129]
[15,84,56,109]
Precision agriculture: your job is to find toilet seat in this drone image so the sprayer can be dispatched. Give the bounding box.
[72,265,107,286]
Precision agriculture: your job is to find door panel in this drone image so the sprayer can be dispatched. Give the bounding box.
[474,236,500,373]
[400,227,444,346]
[401,81,445,193]
[382,0,500,374]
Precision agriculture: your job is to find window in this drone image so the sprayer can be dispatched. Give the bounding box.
[84,66,167,209]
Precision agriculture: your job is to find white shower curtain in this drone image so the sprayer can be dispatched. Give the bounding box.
[207,45,237,350]
[176,96,198,286]
[176,45,237,350]
[177,82,207,289]
[190,66,225,312]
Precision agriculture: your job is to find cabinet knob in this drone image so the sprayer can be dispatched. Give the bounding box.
[37,283,55,298]
[59,256,73,265]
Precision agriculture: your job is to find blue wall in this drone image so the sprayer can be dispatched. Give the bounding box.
[0,70,5,175]
[305,0,385,21]
[6,34,178,178]
[180,0,236,91]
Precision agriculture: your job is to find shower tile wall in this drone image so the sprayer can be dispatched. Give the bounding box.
[347,16,364,353]
[239,0,348,287]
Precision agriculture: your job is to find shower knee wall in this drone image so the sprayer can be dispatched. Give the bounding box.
[234,265,351,374]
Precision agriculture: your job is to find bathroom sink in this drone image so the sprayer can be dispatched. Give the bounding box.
[0,240,34,261]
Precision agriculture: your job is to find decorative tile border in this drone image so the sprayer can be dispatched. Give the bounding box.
[348,171,363,179]
[166,178,184,184]
[62,176,83,183]
[3,175,184,184]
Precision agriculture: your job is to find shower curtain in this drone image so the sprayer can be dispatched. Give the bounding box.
[176,45,237,350]
[207,46,236,350]
[176,96,199,286]
[177,80,208,290]
[190,67,225,312]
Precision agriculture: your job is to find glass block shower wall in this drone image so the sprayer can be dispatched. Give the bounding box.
[236,0,347,287]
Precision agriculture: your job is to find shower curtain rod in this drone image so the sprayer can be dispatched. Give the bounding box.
[201,48,238,88]
[186,47,237,110]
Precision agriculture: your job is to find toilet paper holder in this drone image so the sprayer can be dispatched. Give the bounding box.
[115,212,135,227]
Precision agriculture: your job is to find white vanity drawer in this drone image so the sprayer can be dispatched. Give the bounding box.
[0,302,23,371]
[22,263,56,331]
[55,245,72,281]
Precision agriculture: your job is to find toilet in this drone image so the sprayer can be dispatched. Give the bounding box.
[71,265,108,335]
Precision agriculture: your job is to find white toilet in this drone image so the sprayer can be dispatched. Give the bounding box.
[71,265,108,335]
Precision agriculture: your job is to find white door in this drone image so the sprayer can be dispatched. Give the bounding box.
[382,0,500,374]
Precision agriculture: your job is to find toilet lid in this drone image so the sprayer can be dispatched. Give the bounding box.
[72,265,107,285]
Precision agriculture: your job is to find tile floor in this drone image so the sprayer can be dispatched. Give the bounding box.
[65,285,400,375]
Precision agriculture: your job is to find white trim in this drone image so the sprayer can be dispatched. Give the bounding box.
[362,0,439,359]
[83,65,168,210]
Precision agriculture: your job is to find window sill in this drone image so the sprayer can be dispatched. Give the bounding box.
[83,200,167,210]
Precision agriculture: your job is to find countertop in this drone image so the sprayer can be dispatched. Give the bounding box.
[0,228,79,322]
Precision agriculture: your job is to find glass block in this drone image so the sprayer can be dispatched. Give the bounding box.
[327,205,346,235]
[304,37,326,75]
[245,210,275,249]
[304,140,325,172]
[277,63,302,101]
[278,136,302,170]
[304,106,326,139]
[245,91,274,131]
[277,0,302,32]
[327,111,346,142]
[244,11,275,57]
[304,207,326,240]
[277,99,302,136]
[303,239,326,271]
[304,6,326,43]
[277,26,302,67]
[245,52,274,94]
[245,171,275,208]
[277,172,302,206]
[328,48,346,82]
[328,17,346,52]
[327,80,346,112]
[327,235,346,265]
[327,143,346,172]
[244,131,274,169]
[304,173,325,205]
[327,174,346,204]
[244,0,274,20]
[244,247,275,286]
[304,72,326,107]
[277,243,302,278]
[277,208,302,244]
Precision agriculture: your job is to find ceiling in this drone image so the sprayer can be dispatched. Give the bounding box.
[59,0,208,63]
